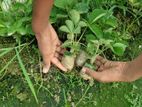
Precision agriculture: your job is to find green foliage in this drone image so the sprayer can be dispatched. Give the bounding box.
[0,0,33,40]
[59,9,87,55]
[112,43,127,56]
[0,0,142,106]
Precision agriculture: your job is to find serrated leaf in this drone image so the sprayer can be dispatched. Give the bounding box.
[74,2,89,14]
[61,40,72,48]
[65,20,74,32]
[59,25,70,33]
[74,26,81,34]
[69,10,80,26]
[78,21,87,27]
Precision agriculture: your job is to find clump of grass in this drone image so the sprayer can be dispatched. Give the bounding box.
[15,48,38,103]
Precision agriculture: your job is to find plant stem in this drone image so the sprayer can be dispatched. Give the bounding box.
[77,28,87,43]
[75,85,90,107]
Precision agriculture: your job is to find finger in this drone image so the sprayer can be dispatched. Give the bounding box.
[98,66,104,71]
[96,56,104,61]
[82,67,117,83]
[51,57,67,72]
[56,47,66,54]
[82,67,103,81]
[42,62,51,73]
[96,56,107,64]
[54,52,62,60]
[94,60,102,67]
[54,52,60,58]
[56,41,62,47]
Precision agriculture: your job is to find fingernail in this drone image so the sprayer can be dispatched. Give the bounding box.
[82,67,87,73]
[63,68,68,72]
[43,66,49,73]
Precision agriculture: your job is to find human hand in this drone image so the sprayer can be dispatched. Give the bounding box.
[35,23,67,73]
[82,56,138,82]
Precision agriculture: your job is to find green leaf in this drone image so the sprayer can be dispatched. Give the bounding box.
[61,40,72,48]
[69,10,80,26]
[105,16,118,28]
[1,0,12,11]
[88,9,107,23]
[78,21,87,27]
[0,24,5,28]
[59,25,70,33]
[17,27,27,35]
[67,33,74,40]
[54,0,67,9]
[74,2,89,14]
[15,49,38,103]
[85,34,96,43]
[74,26,81,34]
[65,20,74,32]
[0,29,7,36]
[86,42,96,55]
[112,43,127,56]
[7,27,16,36]
[54,0,76,10]
[88,24,103,39]
[17,93,28,101]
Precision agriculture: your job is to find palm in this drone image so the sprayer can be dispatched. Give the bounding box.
[42,24,67,73]
[83,56,130,82]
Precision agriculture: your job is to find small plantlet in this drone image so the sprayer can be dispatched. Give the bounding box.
[59,9,87,71]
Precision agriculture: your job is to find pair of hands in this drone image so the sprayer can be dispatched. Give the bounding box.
[39,24,138,83]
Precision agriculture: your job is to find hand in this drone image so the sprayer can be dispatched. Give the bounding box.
[82,56,138,82]
[35,23,67,73]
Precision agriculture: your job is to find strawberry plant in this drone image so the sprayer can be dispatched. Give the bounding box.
[0,0,33,42]
[59,9,87,70]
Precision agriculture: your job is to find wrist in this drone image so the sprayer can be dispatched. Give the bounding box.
[32,21,50,35]
[124,60,142,81]
[130,58,142,77]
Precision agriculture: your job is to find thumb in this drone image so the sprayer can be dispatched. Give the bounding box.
[43,61,51,73]
[82,67,103,82]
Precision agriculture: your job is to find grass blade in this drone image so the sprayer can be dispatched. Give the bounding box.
[15,48,38,103]
[0,49,12,58]
[0,55,16,76]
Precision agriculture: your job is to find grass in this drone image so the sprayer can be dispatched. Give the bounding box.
[0,0,142,107]
[15,48,38,103]
[0,37,142,107]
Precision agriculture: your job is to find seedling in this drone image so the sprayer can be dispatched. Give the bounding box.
[59,9,87,71]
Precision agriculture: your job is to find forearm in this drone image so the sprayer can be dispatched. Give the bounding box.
[32,0,54,33]
[129,54,142,78]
